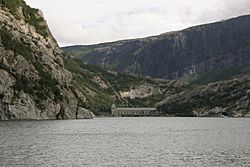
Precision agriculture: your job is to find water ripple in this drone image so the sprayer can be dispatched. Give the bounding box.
[0,117,249,166]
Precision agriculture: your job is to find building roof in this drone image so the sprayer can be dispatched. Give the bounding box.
[115,108,156,111]
[111,104,117,108]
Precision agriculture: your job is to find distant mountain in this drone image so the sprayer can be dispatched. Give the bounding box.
[1,0,249,119]
[0,0,168,120]
[64,15,250,79]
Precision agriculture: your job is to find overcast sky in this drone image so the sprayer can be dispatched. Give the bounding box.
[25,0,250,46]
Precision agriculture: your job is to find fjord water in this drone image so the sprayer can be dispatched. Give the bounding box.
[0,118,249,167]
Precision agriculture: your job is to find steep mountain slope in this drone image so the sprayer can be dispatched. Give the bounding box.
[0,0,81,120]
[63,54,193,115]
[0,0,175,119]
[1,0,249,119]
[64,15,250,79]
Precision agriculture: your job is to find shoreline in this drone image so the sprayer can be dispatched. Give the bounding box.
[0,116,249,121]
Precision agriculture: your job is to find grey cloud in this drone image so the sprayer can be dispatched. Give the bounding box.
[25,0,250,46]
[197,0,250,23]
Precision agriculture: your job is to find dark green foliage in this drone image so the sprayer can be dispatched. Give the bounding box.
[63,54,160,114]
[0,0,23,18]
[127,95,164,108]
[0,27,61,109]
[0,0,48,37]
[85,94,113,115]
[63,54,115,113]
[63,54,203,115]
[13,71,61,109]
[38,70,59,89]
[191,67,249,85]
[64,53,151,91]
[0,94,4,99]
[22,5,48,37]
[63,55,105,92]
[157,76,250,117]
[157,103,194,116]
[0,27,33,61]
[52,86,64,102]
[13,74,29,92]
[35,66,60,102]
[0,27,59,98]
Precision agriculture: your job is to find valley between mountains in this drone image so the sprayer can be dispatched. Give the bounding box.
[0,0,249,120]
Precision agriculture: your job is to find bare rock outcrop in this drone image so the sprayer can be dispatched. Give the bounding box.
[76,107,95,119]
[0,1,85,120]
[120,84,162,99]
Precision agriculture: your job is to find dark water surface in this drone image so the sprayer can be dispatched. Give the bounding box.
[0,117,249,167]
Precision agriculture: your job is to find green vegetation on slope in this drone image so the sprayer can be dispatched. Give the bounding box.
[157,75,250,117]
[63,54,168,115]
[191,66,250,85]
[0,0,48,37]
[63,54,114,114]
[0,27,62,109]
[0,27,33,60]
[0,0,23,16]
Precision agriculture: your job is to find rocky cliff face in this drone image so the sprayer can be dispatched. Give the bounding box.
[1,1,249,119]
[64,15,250,79]
[0,0,169,119]
[0,0,85,120]
[120,83,162,99]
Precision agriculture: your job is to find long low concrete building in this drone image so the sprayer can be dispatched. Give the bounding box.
[111,104,160,117]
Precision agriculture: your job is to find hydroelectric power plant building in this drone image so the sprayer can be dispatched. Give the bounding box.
[111,104,159,117]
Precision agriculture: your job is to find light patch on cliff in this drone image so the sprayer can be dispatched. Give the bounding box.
[120,84,162,99]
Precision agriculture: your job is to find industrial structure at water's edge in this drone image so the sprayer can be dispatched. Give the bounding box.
[111,104,160,117]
